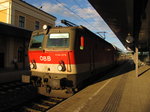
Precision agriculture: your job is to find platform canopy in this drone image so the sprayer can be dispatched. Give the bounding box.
[88,0,150,51]
[0,22,32,39]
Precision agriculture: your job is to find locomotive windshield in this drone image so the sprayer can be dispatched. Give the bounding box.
[30,34,44,49]
[47,33,69,47]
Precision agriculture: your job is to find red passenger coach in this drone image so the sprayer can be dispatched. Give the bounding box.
[23,25,117,97]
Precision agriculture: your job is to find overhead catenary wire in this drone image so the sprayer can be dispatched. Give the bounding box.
[54,0,100,32]
[72,0,103,32]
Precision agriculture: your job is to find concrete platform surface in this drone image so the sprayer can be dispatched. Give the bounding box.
[48,61,150,112]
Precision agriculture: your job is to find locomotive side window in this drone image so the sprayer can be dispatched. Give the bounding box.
[47,33,69,47]
[30,34,44,48]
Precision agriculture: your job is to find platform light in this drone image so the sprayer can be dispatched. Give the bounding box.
[126,33,134,44]
[126,46,132,51]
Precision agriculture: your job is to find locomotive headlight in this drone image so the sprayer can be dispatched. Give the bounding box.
[43,25,48,30]
[43,25,51,34]
[30,60,37,69]
[57,65,63,71]
[57,60,66,71]
[30,63,34,69]
[43,24,51,30]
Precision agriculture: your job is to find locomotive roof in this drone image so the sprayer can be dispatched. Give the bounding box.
[32,25,113,47]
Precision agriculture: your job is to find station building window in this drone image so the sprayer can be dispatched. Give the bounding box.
[35,21,40,30]
[19,16,25,28]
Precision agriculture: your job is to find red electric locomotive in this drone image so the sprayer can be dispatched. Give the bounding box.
[23,25,116,97]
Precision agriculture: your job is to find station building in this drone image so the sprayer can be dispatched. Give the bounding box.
[0,0,56,70]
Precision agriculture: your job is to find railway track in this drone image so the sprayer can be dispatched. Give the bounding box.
[11,96,65,112]
[0,62,129,112]
[0,81,66,112]
[0,81,37,112]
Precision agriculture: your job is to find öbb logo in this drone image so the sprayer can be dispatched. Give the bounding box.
[40,56,51,61]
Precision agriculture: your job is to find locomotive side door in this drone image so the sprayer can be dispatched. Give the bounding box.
[90,47,95,73]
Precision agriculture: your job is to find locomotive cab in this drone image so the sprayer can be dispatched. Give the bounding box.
[23,26,80,97]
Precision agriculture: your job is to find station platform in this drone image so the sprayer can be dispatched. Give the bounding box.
[48,60,150,112]
[0,69,30,83]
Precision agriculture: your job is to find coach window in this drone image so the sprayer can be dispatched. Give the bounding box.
[19,16,25,28]
[47,33,69,47]
[30,34,44,48]
[35,21,40,30]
